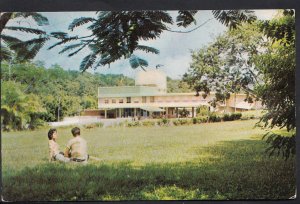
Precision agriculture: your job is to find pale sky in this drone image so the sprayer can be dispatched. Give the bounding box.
[4,10,278,79]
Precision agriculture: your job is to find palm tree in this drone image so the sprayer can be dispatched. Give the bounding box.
[1,81,29,130]
[1,81,46,130]
[0,12,49,62]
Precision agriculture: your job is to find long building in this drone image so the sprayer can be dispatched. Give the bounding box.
[93,69,262,119]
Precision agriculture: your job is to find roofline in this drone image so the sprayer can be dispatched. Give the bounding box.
[98,91,250,97]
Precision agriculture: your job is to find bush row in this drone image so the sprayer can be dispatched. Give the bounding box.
[81,113,247,129]
[122,112,244,127]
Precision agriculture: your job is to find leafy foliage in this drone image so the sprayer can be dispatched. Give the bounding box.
[167,77,192,93]
[68,17,96,31]
[176,10,197,27]
[212,10,257,29]
[0,12,49,61]
[183,22,265,107]
[254,12,296,159]
[183,10,296,158]
[51,10,259,71]
[129,55,148,69]
[1,81,46,130]
[263,132,295,160]
[13,12,49,26]
[0,61,135,130]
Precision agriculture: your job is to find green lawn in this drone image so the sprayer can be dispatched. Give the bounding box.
[1,120,296,201]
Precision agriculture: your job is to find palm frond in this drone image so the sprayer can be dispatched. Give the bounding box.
[14,12,49,26]
[11,37,49,61]
[80,53,97,72]
[69,17,96,31]
[50,32,69,39]
[4,26,46,35]
[129,55,148,69]
[176,10,198,27]
[48,36,78,50]
[212,10,257,29]
[136,45,159,54]
[145,11,173,24]
[1,34,23,46]
[87,43,97,53]
[94,53,114,68]
[68,45,87,57]
[0,45,13,61]
[59,43,84,54]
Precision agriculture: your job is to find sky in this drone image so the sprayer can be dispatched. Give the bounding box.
[4,10,277,79]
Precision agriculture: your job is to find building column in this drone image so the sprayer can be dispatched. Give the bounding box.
[104,109,107,119]
[192,107,195,118]
[166,107,169,118]
[176,107,179,118]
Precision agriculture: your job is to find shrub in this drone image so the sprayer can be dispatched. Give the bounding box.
[232,113,242,120]
[196,105,209,116]
[222,113,242,121]
[181,119,191,125]
[173,119,181,126]
[208,114,221,122]
[141,120,156,127]
[126,121,141,127]
[173,119,192,126]
[197,116,208,123]
[157,118,171,126]
[192,118,197,124]
[223,114,234,121]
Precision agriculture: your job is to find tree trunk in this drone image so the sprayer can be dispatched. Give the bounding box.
[0,12,13,33]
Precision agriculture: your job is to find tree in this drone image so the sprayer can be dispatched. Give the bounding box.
[183,22,265,109]
[1,81,46,130]
[183,10,296,159]
[49,10,257,71]
[167,77,192,93]
[0,12,49,61]
[256,11,295,159]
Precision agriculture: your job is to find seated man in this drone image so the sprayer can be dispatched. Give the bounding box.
[48,128,70,162]
[64,127,88,164]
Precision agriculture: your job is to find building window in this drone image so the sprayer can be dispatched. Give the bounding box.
[150,96,155,103]
[104,99,109,104]
[126,97,131,103]
[142,96,147,103]
[119,99,124,103]
[112,99,116,104]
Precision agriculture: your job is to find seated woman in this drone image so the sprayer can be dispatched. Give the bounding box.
[48,128,70,162]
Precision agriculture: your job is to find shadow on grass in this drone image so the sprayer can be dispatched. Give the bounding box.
[2,139,296,201]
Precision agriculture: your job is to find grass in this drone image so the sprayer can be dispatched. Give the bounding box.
[1,120,296,201]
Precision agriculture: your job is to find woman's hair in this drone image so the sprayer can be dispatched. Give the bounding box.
[71,127,80,137]
[48,128,57,140]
